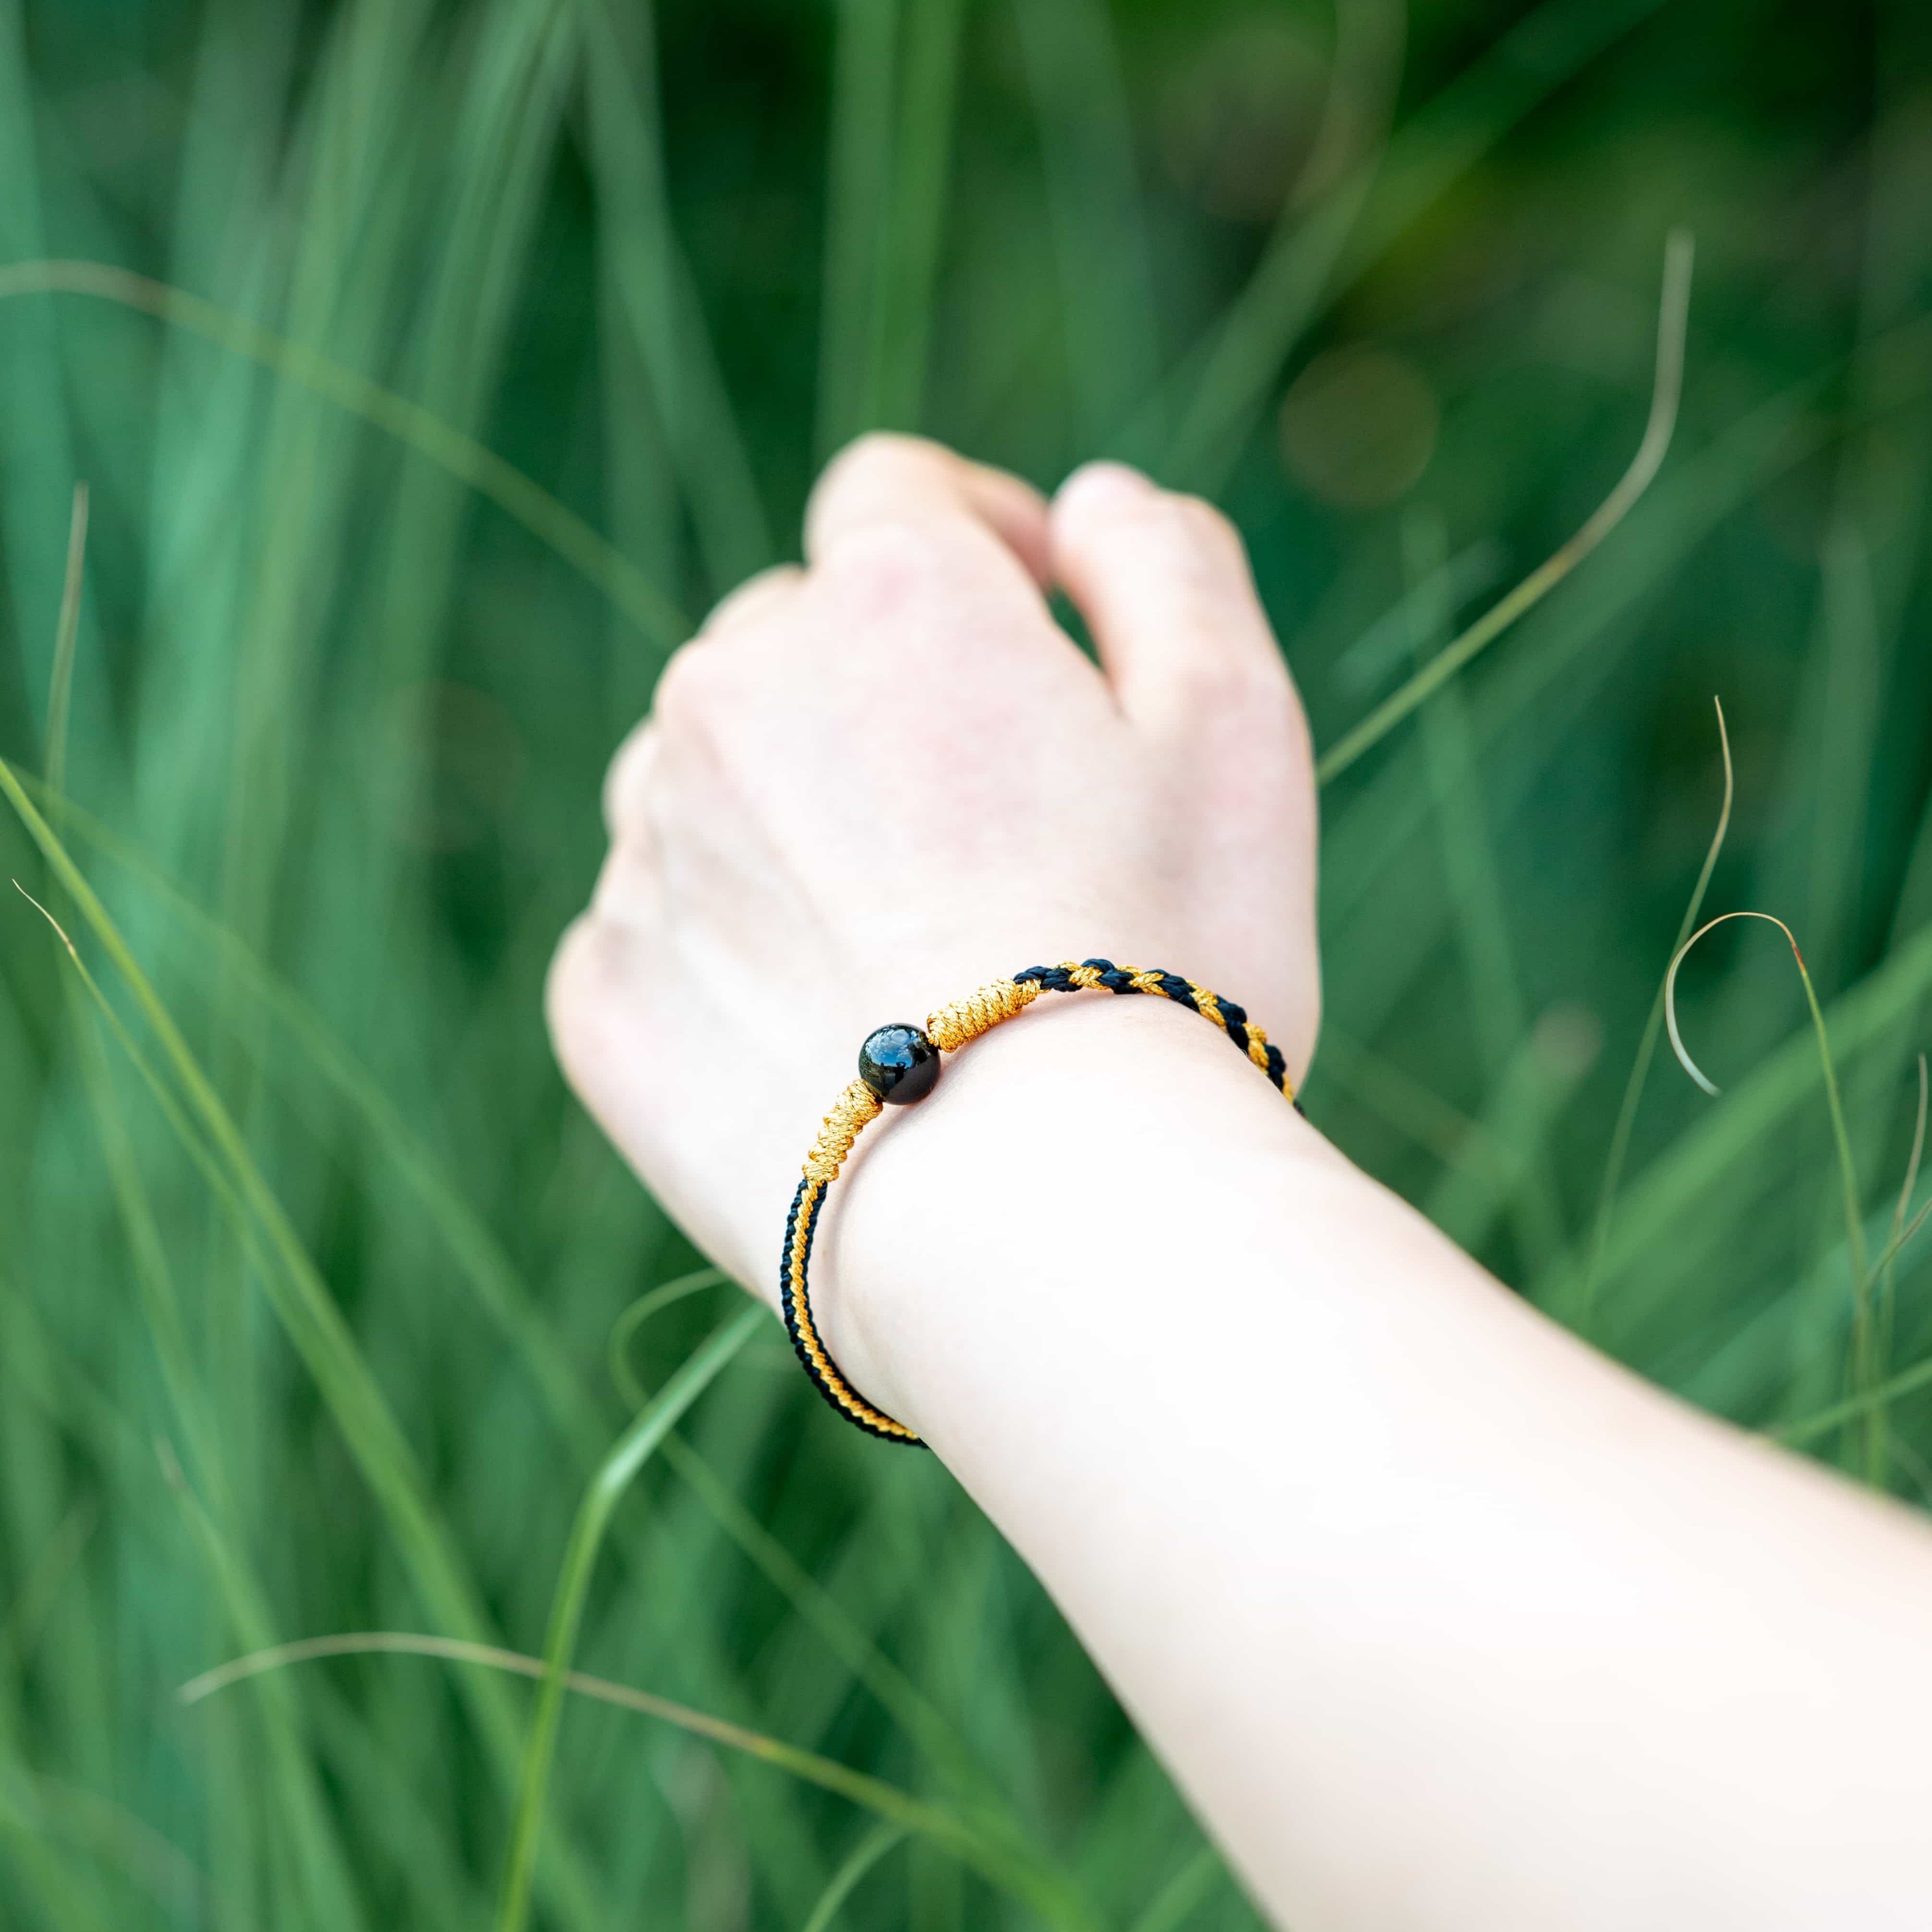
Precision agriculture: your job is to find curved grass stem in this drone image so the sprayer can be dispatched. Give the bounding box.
[44,483,88,794]
[1780,1340,1932,1448]
[494,1305,762,1932]
[1664,911,1876,1475]
[1577,696,1733,1331]
[800,1820,907,1932]
[607,1268,729,1410]
[11,772,1064,1895]
[181,1629,1057,1913]
[1316,229,1694,787]
[179,1630,959,1847]
[1877,1056,1928,1449]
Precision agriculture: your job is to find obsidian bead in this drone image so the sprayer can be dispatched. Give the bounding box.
[858,1024,940,1104]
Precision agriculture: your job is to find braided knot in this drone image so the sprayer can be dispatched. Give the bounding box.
[803,1079,883,1182]
[925,977,1040,1052]
[783,956,1299,1449]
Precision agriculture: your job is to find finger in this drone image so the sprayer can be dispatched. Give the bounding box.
[602,717,660,842]
[805,432,1053,590]
[589,831,664,932]
[609,564,786,843]
[1051,462,1292,735]
[546,911,628,1098]
[702,564,804,638]
[546,912,652,1133]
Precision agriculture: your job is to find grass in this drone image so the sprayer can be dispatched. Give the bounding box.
[2,0,1931,1927]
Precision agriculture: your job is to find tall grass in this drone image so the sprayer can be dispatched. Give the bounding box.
[1,0,1929,1927]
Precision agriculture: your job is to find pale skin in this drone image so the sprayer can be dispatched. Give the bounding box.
[548,434,1932,1932]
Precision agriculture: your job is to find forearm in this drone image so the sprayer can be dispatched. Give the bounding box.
[821,995,1932,1932]
[556,437,1932,1930]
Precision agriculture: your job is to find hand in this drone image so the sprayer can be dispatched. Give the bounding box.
[547,433,1319,1304]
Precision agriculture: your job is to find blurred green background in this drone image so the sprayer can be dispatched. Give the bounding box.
[2,0,1930,1926]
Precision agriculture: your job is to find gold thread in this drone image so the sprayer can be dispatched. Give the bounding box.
[1190,983,1227,1030]
[803,1079,882,1183]
[789,960,1297,1445]
[925,977,1039,1052]
[787,1181,917,1438]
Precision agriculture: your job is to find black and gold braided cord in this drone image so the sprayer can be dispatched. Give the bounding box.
[780,958,1301,1445]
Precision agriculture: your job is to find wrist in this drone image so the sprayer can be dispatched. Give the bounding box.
[807,987,1324,1442]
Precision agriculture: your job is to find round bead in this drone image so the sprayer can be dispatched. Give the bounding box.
[858,1024,940,1105]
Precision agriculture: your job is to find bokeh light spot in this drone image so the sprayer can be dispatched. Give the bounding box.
[1278,346,1440,509]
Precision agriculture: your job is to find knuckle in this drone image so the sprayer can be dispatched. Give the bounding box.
[842,427,922,466]
[1167,650,1265,714]
[702,564,801,636]
[649,638,724,732]
[545,916,612,1063]
[824,428,938,487]
[1172,493,1247,562]
[1112,498,1285,708]
[1116,490,1245,571]
[601,721,655,837]
[547,913,659,1107]
[809,432,932,529]
[1168,638,1296,724]
[819,516,951,612]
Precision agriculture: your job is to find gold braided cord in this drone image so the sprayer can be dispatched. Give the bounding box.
[803,1079,883,1183]
[924,976,1039,1052]
[1054,961,1277,1071]
[784,1180,917,1439]
[783,955,1297,1447]
[1118,963,1276,1071]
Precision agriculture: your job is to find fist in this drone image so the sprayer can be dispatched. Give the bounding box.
[547,435,1319,1303]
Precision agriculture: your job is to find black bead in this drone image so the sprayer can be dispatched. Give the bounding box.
[858,1024,940,1105]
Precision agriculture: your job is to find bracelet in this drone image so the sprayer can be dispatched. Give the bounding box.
[780,958,1301,1446]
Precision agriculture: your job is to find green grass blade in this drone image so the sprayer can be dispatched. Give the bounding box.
[1877,1058,1929,1449]
[157,1443,370,1932]
[183,1631,1055,1911]
[1422,1014,1599,1266]
[1654,915,1881,1476]
[1405,505,1571,1275]
[1318,231,1693,787]
[1572,922,1932,1333]
[0,0,84,739]
[1306,1025,1499,1175]
[1780,1346,1932,1449]
[0,759,583,1895]
[1012,0,1160,451]
[0,263,688,650]
[1576,698,1736,1332]
[1663,917,1867,1275]
[23,786,1057,1873]
[1156,0,1403,485]
[41,483,86,796]
[607,1269,733,1410]
[579,0,773,595]
[873,0,965,431]
[1126,1844,1221,1932]
[800,1820,906,1932]
[1152,0,1666,487]
[495,1304,762,1932]
[817,0,900,457]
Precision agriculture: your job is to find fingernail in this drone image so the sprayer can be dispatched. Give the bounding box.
[1057,459,1155,507]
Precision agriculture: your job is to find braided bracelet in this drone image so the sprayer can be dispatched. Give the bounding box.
[780,958,1301,1446]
